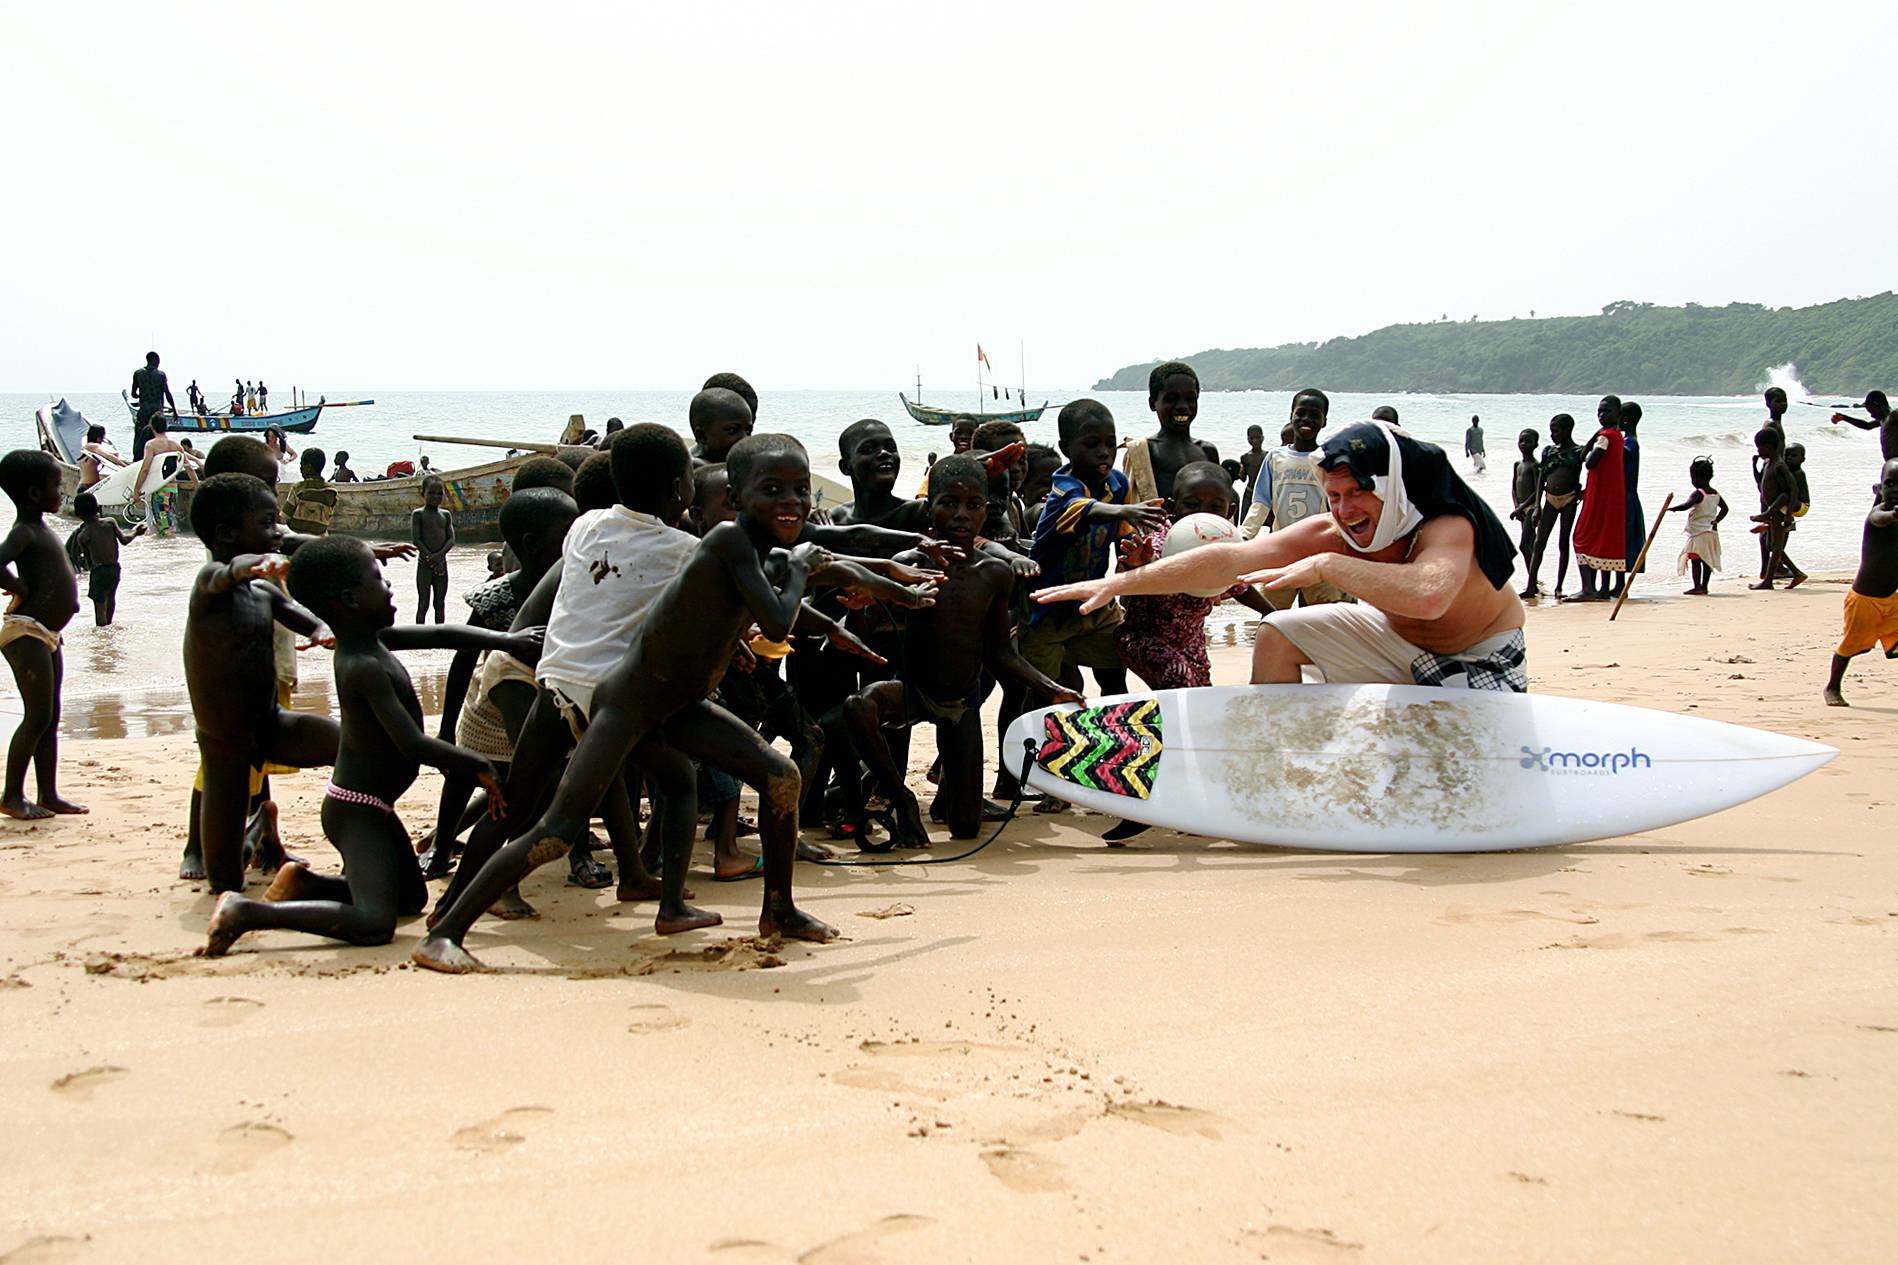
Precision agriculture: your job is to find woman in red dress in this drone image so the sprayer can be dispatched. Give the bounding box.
[1570,395,1627,601]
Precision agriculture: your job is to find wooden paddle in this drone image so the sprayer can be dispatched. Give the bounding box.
[1609,492,1674,621]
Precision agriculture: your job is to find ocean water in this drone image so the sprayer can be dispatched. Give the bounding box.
[2,385,1882,738]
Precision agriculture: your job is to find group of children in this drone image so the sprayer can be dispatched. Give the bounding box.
[6,365,1897,952]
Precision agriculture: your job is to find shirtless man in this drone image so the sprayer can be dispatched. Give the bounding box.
[1832,390,1896,462]
[1036,421,1527,692]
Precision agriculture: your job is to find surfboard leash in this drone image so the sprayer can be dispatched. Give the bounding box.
[808,737,1039,868]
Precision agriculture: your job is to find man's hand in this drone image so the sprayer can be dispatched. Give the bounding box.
[1239,554,1325,592]
[1004,552,1040,578]
[507,626,546,659]
[1032,577,1117,615]
[1117,532,1157,569]
[1116,500,1168,534]
[374,543,418,562]
[824,623,888,665]
[1048,687,1085,707]
[790,541,831,574]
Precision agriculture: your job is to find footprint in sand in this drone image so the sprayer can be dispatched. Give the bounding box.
[452,1106,553,1153]
[0,1235,91,1263]
[1104,1099,1224,1139]
[797,1214,933,1265]
[1239,1225,1364,1260]
[49,1066,126,1102]
[627,1004,691,1035]
[980,1147,1070,1194]
[831,1040,1032,1100]
[207,1122,293,1175]
[199,996,265,1028]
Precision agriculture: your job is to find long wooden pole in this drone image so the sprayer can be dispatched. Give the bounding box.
[412,433,560,454]
[1608,492,1675,621]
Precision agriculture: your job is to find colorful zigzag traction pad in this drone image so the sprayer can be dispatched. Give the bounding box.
[1037,700,1163,800]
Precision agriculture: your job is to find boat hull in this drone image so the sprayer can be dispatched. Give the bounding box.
[124,391,324,434]
[899,393,1049,427]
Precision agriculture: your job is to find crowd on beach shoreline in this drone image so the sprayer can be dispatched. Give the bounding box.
[5,359,1896,975]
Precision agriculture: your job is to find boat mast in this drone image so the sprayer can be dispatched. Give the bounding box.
[1020,338,1026,406]
[915,365,922,404]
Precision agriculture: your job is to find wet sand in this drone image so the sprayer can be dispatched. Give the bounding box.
[1,579,1894,1262]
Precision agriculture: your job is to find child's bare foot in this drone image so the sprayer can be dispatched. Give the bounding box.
[760,904,838,943]
[178,843,207,881]
[1749,581,1775,591]
[262,860,312,902]
[795,838,836,863]
[244,800,283,870]
[411,935,488,974]
[1786,574,1807,589]
[1824,687,1848,707]
[39,794,87,815]
[488,888,539,920]
[655,903,723,935]
[204,892,249,956]
[0,795,53,821]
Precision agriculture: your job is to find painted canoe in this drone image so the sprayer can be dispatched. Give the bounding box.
[124,390,325,435]
[899,393,1049,427]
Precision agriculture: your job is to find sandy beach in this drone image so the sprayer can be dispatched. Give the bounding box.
[2,579,1894,1264]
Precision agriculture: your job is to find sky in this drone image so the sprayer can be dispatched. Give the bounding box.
[3,0,1892,393]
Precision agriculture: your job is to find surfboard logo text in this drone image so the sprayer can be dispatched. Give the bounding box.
[1519,746,1652,775]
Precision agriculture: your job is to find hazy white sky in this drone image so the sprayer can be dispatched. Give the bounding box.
[3,0,1891,393]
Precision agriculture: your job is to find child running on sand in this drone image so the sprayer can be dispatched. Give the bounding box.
[1824,459,1898,706]
[69,491,145,626]
[414,434,935,972]
[410,475,454,622]
[1114,462,1273,691]
[841,455,1080,847]
[205,535,540,955]
[0,451,85,820]
[1666,457,1728,596]
[184,473,340,892]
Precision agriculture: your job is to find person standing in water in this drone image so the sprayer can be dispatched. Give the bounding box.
[130,351,178,461]
[1464,415,1486,474]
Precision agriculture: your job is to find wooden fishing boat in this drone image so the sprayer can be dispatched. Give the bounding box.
[120,390,374,435]
[39,402,531,541]
[899,393,1048,427]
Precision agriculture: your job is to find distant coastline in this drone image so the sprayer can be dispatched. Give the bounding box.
[1094,293,1898,396]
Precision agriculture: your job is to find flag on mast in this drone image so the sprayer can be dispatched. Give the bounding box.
[977,344,992,370]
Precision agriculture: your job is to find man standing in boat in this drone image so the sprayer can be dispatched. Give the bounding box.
[130,351,178,460]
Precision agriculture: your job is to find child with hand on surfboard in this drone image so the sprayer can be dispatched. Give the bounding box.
[1824,458,1898,706]
[1115,461,1273,691]
[840,455,1080,848]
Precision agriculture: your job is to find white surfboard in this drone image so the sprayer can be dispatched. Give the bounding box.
[1002,685,1835,852]
[85,451,178,511]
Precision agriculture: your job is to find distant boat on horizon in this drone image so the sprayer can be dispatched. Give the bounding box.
[901,342,1052,427]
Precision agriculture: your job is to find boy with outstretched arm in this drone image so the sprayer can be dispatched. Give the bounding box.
[205,536,540,955]
[843,456,1080,847]
[0,451,85,819]
[184,473,342,892]
[415,435,935,973]
[1824,458,1898,706]
[1021,400,1166,699]
[70,490,145,626]
[1123,361,1217,503]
